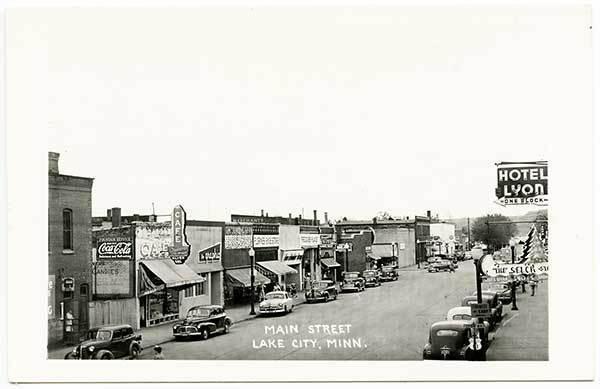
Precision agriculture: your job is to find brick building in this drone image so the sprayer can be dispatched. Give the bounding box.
[48,152,94,346]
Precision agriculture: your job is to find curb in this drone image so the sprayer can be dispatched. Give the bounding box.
[144,299,308,351]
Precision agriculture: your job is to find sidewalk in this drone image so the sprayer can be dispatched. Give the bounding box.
[48,291,307,359]
[486,280,548,360]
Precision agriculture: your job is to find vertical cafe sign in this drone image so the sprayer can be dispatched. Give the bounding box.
[495,161,548,206]
[168,205,191,264]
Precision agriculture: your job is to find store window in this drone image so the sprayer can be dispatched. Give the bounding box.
[184,285,194,298]
[194,282,205,296]
[63,209,73,250]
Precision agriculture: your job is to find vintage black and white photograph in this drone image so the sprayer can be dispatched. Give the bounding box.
[4,1,596,383]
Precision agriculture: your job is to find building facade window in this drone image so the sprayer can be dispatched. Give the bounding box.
[63,209,73,250]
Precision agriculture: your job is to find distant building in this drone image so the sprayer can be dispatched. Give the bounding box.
[48,152,94,346]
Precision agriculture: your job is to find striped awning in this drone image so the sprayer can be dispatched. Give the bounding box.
[256,260,298,276]
[140,260,205,290]
[225,268,271,287]
[320,257,341,268]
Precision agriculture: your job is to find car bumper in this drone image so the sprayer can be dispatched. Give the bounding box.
[365,282,379,287]
[341,286,360,292]
[259,307,286,314]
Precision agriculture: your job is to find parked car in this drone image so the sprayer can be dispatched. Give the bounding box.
[446,307,490,347]
[362,270,381,287]
[341,272,366,292]
[482,282,512,304]
[428,259,454,273]
[461,294,503,327]
[64,325,142,360]
[173,305,232,340]
[423,321,476,360]
[258,291,294,315]
[306,280,338,303]
[379,266,398,282]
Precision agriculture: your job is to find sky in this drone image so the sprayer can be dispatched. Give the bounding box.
[38,6,590,222]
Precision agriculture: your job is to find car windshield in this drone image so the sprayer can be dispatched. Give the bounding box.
[436,330,459,337]
[383,267,394,272]
[266,292,286,300]
[345,274,358,279]
[188,308,211,318]
[363,272,375,277]
[312,282,328,288]
[96,330,112,341]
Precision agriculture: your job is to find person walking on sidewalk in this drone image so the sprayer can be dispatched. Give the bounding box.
[530,274,538,296]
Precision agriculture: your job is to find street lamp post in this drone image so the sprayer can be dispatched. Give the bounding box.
[249,247,256,315]
[509,239,519,311]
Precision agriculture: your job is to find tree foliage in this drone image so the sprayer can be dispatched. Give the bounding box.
[470,214,517,251]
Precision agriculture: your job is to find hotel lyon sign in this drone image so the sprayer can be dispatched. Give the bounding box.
[495,162,548,206]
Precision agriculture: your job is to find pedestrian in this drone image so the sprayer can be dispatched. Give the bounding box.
[153,345,165,360]
[259,284,266,302]
[530,274,538,296]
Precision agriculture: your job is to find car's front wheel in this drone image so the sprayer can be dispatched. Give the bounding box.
[64,352,76,360]
[224,320,231,334]
[95,350,114,360]
[199,328,209,340]
[129,343,141,359]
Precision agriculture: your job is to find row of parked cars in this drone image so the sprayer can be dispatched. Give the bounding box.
[423,281,512,360]
[65,267,401,359]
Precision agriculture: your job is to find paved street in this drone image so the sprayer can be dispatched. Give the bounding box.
[140,262,488,360]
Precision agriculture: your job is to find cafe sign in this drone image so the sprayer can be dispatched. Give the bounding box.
[495,161,548,206]
[167,205,191,264]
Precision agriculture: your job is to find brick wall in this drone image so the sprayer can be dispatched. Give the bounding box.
[48,174,93,346]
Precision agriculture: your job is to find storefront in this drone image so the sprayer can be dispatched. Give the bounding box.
[301,226,321,283]
[224,267,271,305]
[319,228,339,281]
[278,224,304,289]
[256,260,298,290]
[371,243,397,268]
[138,258,205,327]
[134,208,210,327]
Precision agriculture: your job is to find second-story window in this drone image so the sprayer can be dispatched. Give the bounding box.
[63,209,73,250]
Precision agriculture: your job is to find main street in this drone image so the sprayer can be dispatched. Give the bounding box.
[141,262,484,360]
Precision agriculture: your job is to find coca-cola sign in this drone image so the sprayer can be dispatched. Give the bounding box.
[97,237,133,259]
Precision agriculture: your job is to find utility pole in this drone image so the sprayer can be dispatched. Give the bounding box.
[467,217,471,251]
[415,218,420,269]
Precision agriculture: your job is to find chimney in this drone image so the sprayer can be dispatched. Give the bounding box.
[313,210,317,225]
[324,212,329,224]
[107,209,112,219]
[265,212,269,217]
[427,210,432,220]
[261,209,264,217]
[288,213,292,223]
[48,152,60,174]
[111,207,122,227]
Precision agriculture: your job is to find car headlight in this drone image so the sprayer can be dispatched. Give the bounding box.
[72,347,78,354]
[277,303,284,308]
[88,346,95,352]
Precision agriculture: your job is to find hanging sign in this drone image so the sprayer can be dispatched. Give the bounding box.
[167,205,191,264]
[495,161,548,206]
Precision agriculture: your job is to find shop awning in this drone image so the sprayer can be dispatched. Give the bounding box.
[140,260,205,289]
[256,260,298,276]
[321,257,341,268]
[225,268,271,287]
